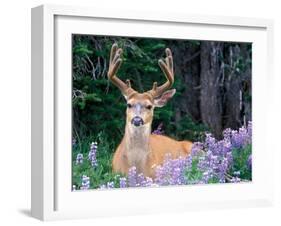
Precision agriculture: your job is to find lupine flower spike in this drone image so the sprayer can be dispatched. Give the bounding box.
[88,142,98,168]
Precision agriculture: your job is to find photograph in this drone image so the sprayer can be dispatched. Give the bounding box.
[71,35,252,190]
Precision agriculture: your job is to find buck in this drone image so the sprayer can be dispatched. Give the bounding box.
[108,43,192,178]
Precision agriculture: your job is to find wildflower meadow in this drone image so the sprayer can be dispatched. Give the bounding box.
[72,122,252,190]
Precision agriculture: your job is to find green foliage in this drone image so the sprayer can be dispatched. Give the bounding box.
[177,115,207,141]
[72,131,124,189]
[184,145,252,184]
[184,155,203,183]
[230,144,252,180]
[72,35,205,144]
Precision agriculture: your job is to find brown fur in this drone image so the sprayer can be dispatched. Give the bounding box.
[112,94,193,178]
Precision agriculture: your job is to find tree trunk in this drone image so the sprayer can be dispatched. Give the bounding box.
[170,41,201,122]
[240,43,252,125]
[200,41,223,138]
[224,44,242,129]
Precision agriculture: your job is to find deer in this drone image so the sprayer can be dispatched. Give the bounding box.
[108,43,192,178]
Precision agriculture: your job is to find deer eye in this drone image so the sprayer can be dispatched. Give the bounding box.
[146,105,152,110]
[127,103,132,108]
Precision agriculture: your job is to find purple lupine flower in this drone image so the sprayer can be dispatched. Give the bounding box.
[217,157,228,183]
[136,174,154,187]
[128,166,137,187]
[80,175,90,190]
[191,142,204,156]
[172,167,182,185]
[230,176,241,183]
[173,157,187,184]
[229,126,251,149]
[225,151,233,165]
[98,181,115,189]
[137,173,146,187]
[88,142,98,168]
[205,133,217,152]
[76,153,83,165]
[222,123,252,150]
[124,168,155,188]
[152,123,164,135]
[107,181,115,189]
[99,184,107,189]
[196,122,252,184]
[196,131,236,183]
[202,170,212,183]
[230,130,240,148]
[99,166,154,189]
[154,154,188,186]
[185,155,193,170]
[144,177,154,187]
[119,177,127,188]
[198,151,215,183]
[223,128,232,141]
[154,153,173,185]
[126,166,156,187]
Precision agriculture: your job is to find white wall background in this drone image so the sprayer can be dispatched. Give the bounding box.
[0,0,280,225]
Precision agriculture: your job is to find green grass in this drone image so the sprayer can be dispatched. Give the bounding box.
[72,131,124,189]
[72,133,252,189]
[230,144,252,181]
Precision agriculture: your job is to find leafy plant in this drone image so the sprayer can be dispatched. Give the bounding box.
[72,123,252,190]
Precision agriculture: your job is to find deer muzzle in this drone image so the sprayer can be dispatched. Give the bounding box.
[131,116,144,127]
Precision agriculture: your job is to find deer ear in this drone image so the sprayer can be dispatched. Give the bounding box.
[154,89,176,107]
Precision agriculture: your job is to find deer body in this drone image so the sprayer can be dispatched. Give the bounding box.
[108,44,192,178]
[113,130,192,178]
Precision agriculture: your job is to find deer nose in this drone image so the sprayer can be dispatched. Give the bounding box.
[131,116,144,127]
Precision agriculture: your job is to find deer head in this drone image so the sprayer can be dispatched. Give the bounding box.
[108,43,176,128]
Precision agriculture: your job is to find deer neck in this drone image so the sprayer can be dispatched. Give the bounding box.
[124,122,151,168]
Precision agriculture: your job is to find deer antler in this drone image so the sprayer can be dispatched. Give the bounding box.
[148,48,174,98]
[108,43,136,97]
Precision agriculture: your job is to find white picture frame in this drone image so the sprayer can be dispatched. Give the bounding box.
[31,4,274,221]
